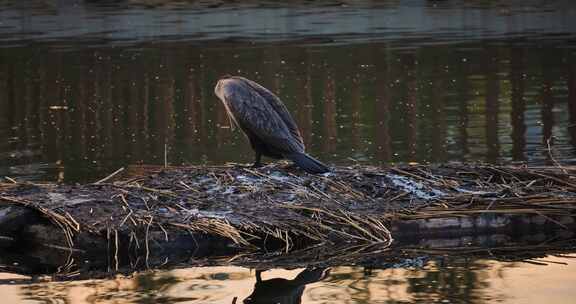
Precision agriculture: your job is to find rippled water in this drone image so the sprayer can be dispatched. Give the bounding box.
[2,38,576,182]
[1,0,576,303]
[1,0,576,183]
[2,257,576,304]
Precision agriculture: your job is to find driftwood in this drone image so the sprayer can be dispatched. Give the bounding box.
[1,163,576,278]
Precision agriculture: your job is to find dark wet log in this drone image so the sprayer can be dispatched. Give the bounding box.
[1,163,576,278]
[0,201,240,277]
[0,203,573,279]
[0,204,36,237]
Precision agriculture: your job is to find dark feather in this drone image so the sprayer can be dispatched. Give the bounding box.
[215,76,329,173]
[241,78,305,148]
[217,77,304,154]
[285,153,330,174]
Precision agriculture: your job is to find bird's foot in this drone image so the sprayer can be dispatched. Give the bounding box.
[226,162,264,169]
[251,162,265,168]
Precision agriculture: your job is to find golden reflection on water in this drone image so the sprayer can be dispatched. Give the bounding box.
[1,255,575,304]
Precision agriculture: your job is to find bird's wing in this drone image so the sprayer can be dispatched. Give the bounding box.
[224,82,305,153]
[242,78,305,148]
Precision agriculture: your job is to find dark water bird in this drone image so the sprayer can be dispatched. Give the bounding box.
[243,268,330,304]
[214,76,329,174]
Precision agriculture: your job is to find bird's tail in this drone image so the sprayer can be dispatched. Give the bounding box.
[285,153,330,174]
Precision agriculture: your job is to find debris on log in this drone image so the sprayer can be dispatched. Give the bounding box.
[1,162,576,277]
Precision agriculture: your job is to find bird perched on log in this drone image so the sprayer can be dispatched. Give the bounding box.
[214,75,329,174]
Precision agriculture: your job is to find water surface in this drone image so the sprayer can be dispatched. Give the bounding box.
[1,1,576,303]
[2,256,576,303]
[2,37,576,182]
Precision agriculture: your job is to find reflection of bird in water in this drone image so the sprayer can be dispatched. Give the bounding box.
[243,268,330,304]
[214,76,329,174]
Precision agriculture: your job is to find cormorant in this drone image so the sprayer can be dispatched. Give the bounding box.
[214,76,329,174]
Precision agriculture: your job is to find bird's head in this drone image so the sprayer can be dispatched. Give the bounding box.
[214,75,242,100]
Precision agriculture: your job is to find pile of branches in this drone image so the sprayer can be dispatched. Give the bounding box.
[1,163,576,251]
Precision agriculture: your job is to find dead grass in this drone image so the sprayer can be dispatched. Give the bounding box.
[2,163,576,253]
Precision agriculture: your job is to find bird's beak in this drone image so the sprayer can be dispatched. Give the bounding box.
[214,79,224,99]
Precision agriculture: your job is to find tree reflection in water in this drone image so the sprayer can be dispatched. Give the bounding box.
[6,255,576,303]
[2,41,575,183]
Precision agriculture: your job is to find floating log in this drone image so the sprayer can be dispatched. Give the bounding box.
[1,163,576,277]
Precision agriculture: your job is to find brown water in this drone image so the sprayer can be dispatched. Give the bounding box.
[3,40,576,183]
[1,0,576,183]
[1,0,576,303]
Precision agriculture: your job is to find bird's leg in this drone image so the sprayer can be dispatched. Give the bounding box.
[252,152,263,168]
[255,269,263,283]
